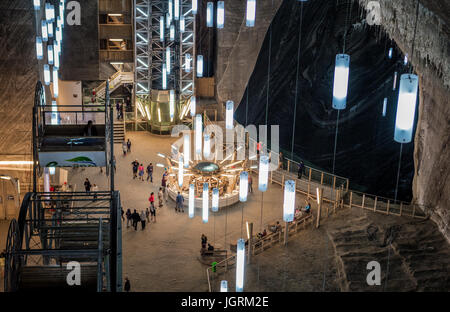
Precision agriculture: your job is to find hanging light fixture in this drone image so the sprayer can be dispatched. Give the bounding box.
[382,98,387,117]
[197,55,203,77]
[168,0,173,20]
[180,14,185,33]
[45,3,55,21]
[202,182,209,223]
[51,100,59,125]
[166,13,171,28]
[195,114,202,155]
[178,156,184,187]
[246,0,256,27]
[33,0,40,10]
[239,171,248,202]
[47,21,54,38]
[203,134,211,159]
[192,0,198,15]
[283,180,296,222]
[393,71,398,91]
[160,16,165,42]
[52,68,58,98]
[174,0,180,20]
[55,27,62,43]
[212,188,219,212]
[190,96,196,116]
[217,1,225,28]
[259,155,269,192]
[44,64,51,85]
[332,54,350,110]
[220,280,228,292]
[183,133,190,167]
[236,238,245,292]
[162,64,167,89]
[59,1,64,27]
[189,183,195,218]
[166,47,171,74]
[185,53,191,73]
[225,100,234,129]
[404,54,408,66]
[169,89,175,121]
[388,47,393,59]
[36,36,43,60]
[394,74,418,143]
[41,20,48,42]
[47,45,54,65]
[206,2,214,27]
[170,24,175,41]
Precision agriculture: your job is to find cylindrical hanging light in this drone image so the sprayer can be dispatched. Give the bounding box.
[202,182,209,223]
[239,171,248,202]
[180,14,185,33]
[169,89,175,121]
[168,0,173,19]
[55,27,62,43]
[170,24,175,41]
[45,3,55,21]
[192,0,198,14]
[47,45,54,65]
[44,64,51,85]
[236,238,245,292]
[160,16,165,42]
[183,133,190,167]
[203,134,211,159]
[332,54,350,110]
[166,13,171,28]
[36,36,43,60]
[174,0,180,20]
[388,47,393,59]
[206,2,214,27]
[404,54,408,66]
[189,183,195,218]
[225,100,234,129]
[382,98,387,117]
[41,20,48,42]
[393,71,398,91]
[190,96,196,116]
[195,114,202,155]
[185,53,191,73]
[283,180,296,222]
[220,280,228,292]
[258,155,269,192]
[394,74,418,143]
[178,155,184,187]
[53,68,58,98]
[166,47,171,74]
[51,100,59,125]
[47,21,54,38]
[246,0,256,27]
[197,55,203,77]
[217,1,225,28]
[33,0,40,10]
[212,188,219,212]
[162,64,167,89]
[49,166,56,175]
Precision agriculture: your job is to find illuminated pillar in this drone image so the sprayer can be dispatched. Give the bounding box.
[394,74,418,143]
[236,238,245,292]
[225,100,234,129]
[202,182,209,223]
[217,1,225,28]
[195,114,202,156]
[246,0,256,27]
[189,184,195,218]
[332,54,350,110]
[183,133,190,167]
[258,155,269,192]
[239,171,248,202]
[203,134,211,159]
[212,188,219,212]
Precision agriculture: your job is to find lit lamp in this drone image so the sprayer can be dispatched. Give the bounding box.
[174,0,180,20]
[388,47,393,59]
[258,155,269,192]
[212,188,219,212]
[236,238,245,292]
[162,64,167,89]
[202,182,209,223]
[48,45,54,65]
[183,133,190,167]
[55,27,62,43]
[36,37,43,60]
[53,68,58,98]
[185,53,191,73]
[195,114,202,155]
[44,64,51,85]
[180,15,185,33]
[41,20,48,42]
[197,55,203,77]
[47,21,54,38]
[332,54,350,110]
[49,167,56,175]
[166,47,171,74]
[203,134,211,159]
[178,156,184,187]
[393,72,398,91]
[283,180,296,222]
[206,2,214,27]
[45,3,54,21]
[189,184,195,218]
[190,95,196,116]
[217,1,225,28]
[192,0,198,14]
[239,171,248,202]
[170,24,175,41]
[394,74,418,143]
[246,0,256,27]
[169,90,175,121]
[225,100,234,129]
[382,98,387,117]
[220,280,228,292]
[160,16,165,42]
[34,0,40,10]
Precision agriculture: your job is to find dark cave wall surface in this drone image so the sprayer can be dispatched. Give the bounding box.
[235,0,416,200]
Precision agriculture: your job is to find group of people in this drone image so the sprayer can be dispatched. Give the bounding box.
[122,139,132,156]
[84,178,99,193]
[131,159,154,182]
[124,207,156,231]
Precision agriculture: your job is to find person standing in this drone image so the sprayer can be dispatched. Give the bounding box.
[298,161,305,180]
[150,203,156,222]
[176,192,184,212]
[121,208,125,222]
[92,183,99,199]
[84,178,92,193]
[148,192,155,210]
[131,160,139,179]
[145,207,150,222]
[116,102,121,120]
[126,209,132,228]
[124,277,131,292]
[248,175,253,193]
[161,174,167,200]
[138,164,145,181]
[131,209,140,231]
[146,163,153,182]
[127,139,132,153]
[140,210,146,230]
[279,152,285,170]
[158,187,164,208]
[122,140,127,156]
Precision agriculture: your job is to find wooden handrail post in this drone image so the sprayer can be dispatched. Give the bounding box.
[349,191,353,209]
[374,196,377,212]
[346,179,349,192]
[333,176,336,190]
[308,168,312,181]
[320,172,324,185]
[287,160,290,172]
[387,200,390,215]
[316,188,323,228]
[362,194,365,208]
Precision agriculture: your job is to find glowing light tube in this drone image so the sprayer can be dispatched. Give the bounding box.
[169,89,175,121]
[212,188,219,212]
[332,54,350,110]
[174,0,180,20]
[178,156,184,187]
[47,45,54,65]
[44,64,51,85]
[166,13,171,28]
[259,155,269,192]
[54,45,60,68]
[195,114,202,155]
[204,134,211,159]
[225,100,234,129]
[394,74,418,143]
[51,101,59,125]
[283,180,296,222]
[382,98,387,117]
[45,3,54,21]
[190,96,196,116]
[34,0,40,10]
[47,21,54,38]
[52,68,58,98]
[239,171,248,202]
[236,238,245,292]
[180,15,185,33]
[49,167,55,175]
[189,184,195,218]
[220,280,228,292]
[404,54,408,65]
[183,133,190,167]
[393,72,398,91]
[36,37,43,60]
[192,0,198,15]
[202,182,209,223]
[59,2,64,28]
[246,0,256,27]
[206,2,213,27]
[162,64,167,89]
[168,0,173,19]
[170,24,175,41]
[166,47,171,74]
[41,20,48,42]
[388,47,393,59]
[185,53,191,73]
[56,27,62,43]
[197,55,203,78]
[217,1,225,28]
[160,16,165,42]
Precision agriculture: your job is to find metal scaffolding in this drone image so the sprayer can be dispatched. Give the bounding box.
[179,0,195,101]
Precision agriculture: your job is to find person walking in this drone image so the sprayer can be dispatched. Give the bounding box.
[176,192,184,212]
[138,164,145,181]
[121,208,125,222]
[161,174,167,201]
[298,161,305,180]
[131,209,140,231]
[140,210,146,230]
[84,178,91,193]
[145,207,150,222]
[158,187,164,207]
[150,203,156,222]
[131,159,139,179]
[122,140,127,156]
[127,139,132,153]
[126,209,132,228]
[149,192,155,210]
[146,163,153,182]
[124,277,131,292]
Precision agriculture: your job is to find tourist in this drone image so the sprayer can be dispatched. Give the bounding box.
[138,163,145,181]
[201,234,208,249]
[126,209,132,228]
[92,183,99,199]
[158,187,164,207]
[161,174,167,200]
[131,159,139,179]
[149,192,155,210]
[124,277,131,292]
[121,208,125,222]
[207,243,214,251]
[116,102,121,119]
[150,203,156,222]
[146,163,153,182]
[83,120,97,136]
[131,209,140,231]
[127,139,132,153]
[145,207,150,222]
[302,201,311,215]
[279,152,285,170]
[176,191,184,212]
[122,140,127,156]
[112,156,117,173]
[84,178,91,193]
[298,161,305,179]
[248,175,253,193]
[140,210,146,230]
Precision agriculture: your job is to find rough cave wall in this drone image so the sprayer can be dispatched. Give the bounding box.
[357,0,450,240]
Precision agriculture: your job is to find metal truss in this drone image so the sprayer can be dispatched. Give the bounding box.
[179,0,195,101]
[134,0,151,98]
